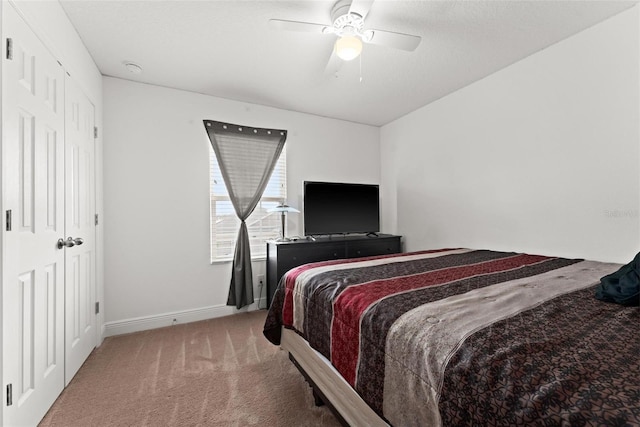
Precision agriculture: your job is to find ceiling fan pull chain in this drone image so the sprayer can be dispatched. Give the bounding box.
[359,52,363,83]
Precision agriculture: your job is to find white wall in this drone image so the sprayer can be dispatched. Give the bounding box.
[102,77,380,334]
[381,6,640,264]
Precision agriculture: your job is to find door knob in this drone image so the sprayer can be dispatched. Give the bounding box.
[57,237,75,249]
[73,237,84,246]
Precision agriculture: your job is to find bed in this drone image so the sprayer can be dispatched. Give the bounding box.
[263,248,640,426]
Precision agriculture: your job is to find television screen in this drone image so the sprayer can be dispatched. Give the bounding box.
[303,181,380,236]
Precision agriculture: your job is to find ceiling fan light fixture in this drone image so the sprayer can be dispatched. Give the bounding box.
[335,35,362,61]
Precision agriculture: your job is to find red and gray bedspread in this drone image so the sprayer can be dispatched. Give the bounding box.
[263,249,640,426]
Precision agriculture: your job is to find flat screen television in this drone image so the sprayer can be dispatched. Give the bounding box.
[303,181,380,236]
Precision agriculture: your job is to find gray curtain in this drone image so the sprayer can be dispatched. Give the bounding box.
[203,120,287,309]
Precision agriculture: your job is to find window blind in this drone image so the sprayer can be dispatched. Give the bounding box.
[209,146,287,261]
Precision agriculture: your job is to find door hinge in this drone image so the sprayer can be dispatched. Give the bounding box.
[6,384,12,406]
[95,302,100,314]
[5,210,12,231]
[6,38,13,60]
[94,126,98,139]
[95,214,99,226]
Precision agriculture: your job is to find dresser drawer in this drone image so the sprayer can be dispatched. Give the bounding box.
[346,237,401,258]
[278,243,346,269]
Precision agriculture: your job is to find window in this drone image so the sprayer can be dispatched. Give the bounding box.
[209,146,286,261]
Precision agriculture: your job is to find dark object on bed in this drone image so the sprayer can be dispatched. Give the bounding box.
[595,251,639,306]
[264,249,640,426]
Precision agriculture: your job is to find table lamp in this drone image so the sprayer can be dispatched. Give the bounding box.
[269,203,300,241]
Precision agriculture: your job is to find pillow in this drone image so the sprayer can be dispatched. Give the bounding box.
[595,252,639,306]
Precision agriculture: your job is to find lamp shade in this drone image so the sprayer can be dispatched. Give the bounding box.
[268,204,300,213]
[335,35,362,61]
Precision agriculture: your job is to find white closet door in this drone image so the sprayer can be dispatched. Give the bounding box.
[2,4,65,426]
[64,75,96,385]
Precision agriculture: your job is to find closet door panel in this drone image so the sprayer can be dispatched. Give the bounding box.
[64,75,96,385]
[2,4,65,426]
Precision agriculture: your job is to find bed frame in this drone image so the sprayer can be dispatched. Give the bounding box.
[281,328,389,427]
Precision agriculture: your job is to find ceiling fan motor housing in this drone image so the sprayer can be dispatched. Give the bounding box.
[330,0,369,41]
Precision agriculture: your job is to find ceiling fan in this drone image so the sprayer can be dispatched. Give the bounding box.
[269,0,421,74]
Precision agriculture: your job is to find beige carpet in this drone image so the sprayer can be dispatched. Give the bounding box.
[40,311,341,427]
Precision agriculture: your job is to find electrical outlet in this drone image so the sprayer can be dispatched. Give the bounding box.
[257,274,267,310]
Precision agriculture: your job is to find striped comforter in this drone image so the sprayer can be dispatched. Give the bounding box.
[263,249,640,426]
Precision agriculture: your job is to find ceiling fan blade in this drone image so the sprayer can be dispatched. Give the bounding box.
[324,49,343,77]
[269,19,329,34]
[348,0,375,20]
[365,29,421,51]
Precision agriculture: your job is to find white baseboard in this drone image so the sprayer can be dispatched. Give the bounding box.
[103,297,268,337]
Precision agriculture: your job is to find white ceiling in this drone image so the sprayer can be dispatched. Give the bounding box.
[60,0,637,126]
